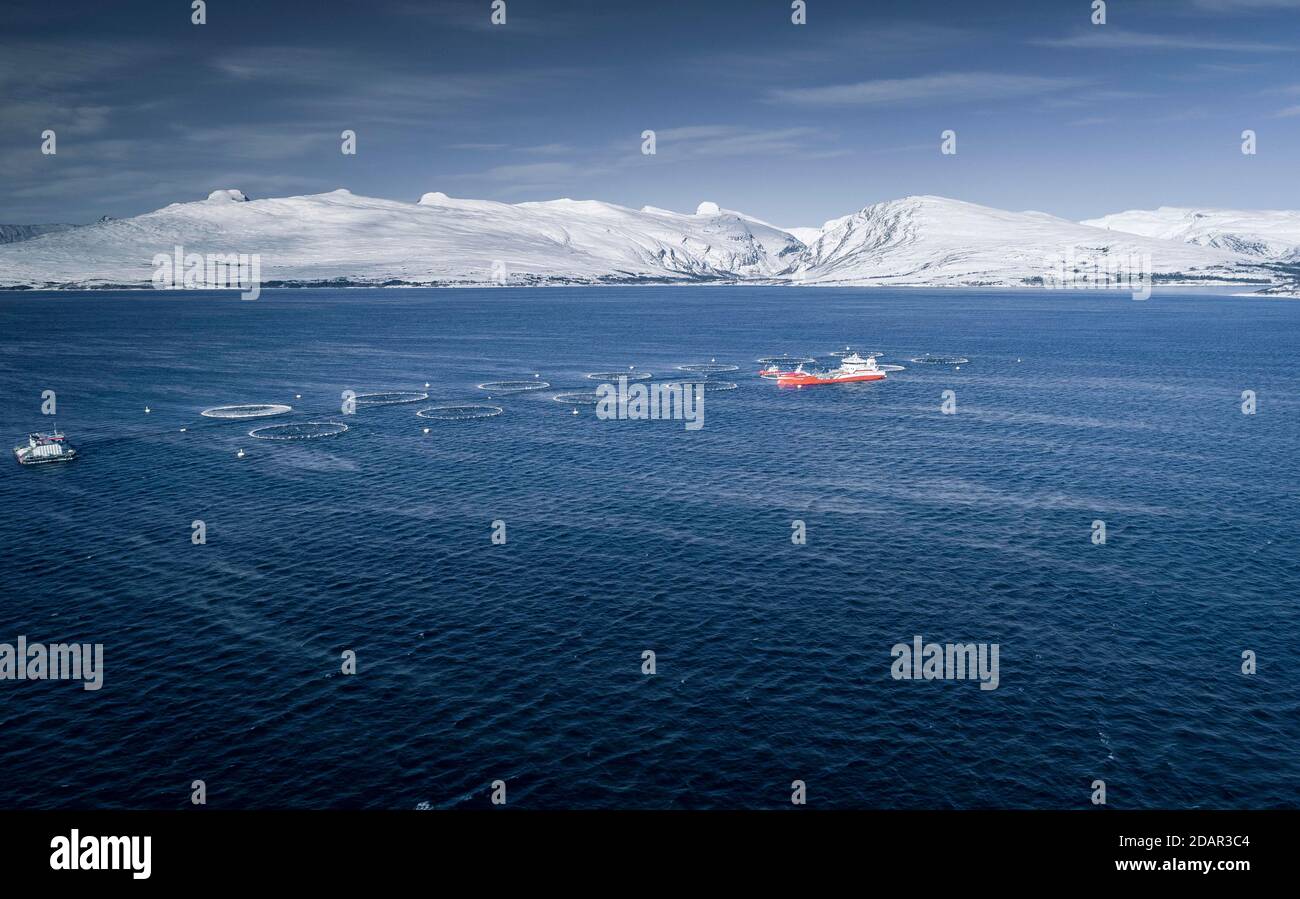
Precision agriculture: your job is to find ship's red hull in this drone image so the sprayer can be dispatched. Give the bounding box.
[776,372,886,387]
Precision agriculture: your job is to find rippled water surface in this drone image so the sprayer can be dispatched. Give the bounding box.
[1,287,1297,809]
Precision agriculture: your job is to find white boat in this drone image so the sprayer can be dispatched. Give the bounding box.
[13,429,77,465]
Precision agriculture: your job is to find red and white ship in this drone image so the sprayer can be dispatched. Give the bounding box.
[775,352,888,387]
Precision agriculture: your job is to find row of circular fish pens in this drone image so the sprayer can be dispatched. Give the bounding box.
[197,366,747,440]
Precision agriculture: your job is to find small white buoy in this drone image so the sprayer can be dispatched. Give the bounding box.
[572,408,579,415]
[424,382,431,388]
[1017,358,1022,363]
[955,365,961,370]
[295,394,302,399]
[144,406,151,414]
[422,427,430,435]
[237,449,245,458]
[179,428,187,433]
[533,373,539,378]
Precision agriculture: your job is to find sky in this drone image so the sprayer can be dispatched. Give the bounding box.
[2,0,1299,227]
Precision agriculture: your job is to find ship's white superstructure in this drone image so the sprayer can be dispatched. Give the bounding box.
[13,429,77,465]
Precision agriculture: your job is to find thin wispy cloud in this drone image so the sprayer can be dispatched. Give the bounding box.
[452,123,836,201]
[209,47,584,127]
[1035,29,1290,52]
[1041,89,1157,109]
[477,161,580,183]
[389,0,595,35]
[653,125,825,157]
[0,40,168,91]
[680,23,976,75]
[767,73,1084,107]
[516,143,578,156]
[174,124,335,161]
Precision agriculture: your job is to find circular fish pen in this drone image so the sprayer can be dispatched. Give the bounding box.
[201,403,292,420]
[666,380,738,392]
[755,355,815,366]
[586,371,653,381]
[676,363,740,373]
[416,405,503,420]
[248,421,349,440]
[551,392,604,405]
[476,380,550,393]
[354,391,430,406]
[909,355,969,365]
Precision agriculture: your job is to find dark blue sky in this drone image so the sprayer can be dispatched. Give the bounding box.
[2,0,1298,225]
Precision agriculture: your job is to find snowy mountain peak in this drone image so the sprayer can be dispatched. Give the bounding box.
[789,193,1246,287]
[206,189,248,203]
[1081,206,1300,261]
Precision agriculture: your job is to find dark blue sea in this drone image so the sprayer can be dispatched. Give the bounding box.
[1,287,1297,809]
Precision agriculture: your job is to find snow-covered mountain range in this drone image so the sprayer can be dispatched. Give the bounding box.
[789,195,1254,287]
[0,223,79,245]
[1081,206,1300,263]
[0,188,1292,291]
